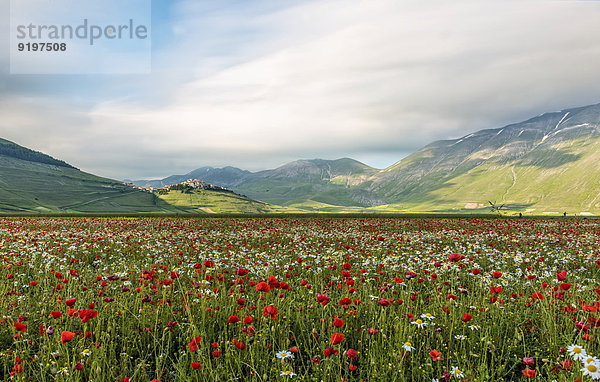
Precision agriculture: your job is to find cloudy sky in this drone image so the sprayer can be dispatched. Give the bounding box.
[1,0,600,180]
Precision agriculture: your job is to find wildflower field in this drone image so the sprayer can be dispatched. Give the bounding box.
[1,217,600,381]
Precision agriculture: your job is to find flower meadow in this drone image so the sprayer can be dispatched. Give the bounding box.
[1,217,600,381]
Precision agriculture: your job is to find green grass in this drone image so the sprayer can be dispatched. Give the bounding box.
[155,189,302,214]
[0,155,186,213]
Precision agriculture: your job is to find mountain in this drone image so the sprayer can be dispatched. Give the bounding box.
[0,138,189,213]
[135,102,600,214]
[134,158,387,208]
[366,103,600,213]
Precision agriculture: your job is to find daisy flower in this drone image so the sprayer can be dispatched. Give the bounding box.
[280,370,297,377]
[567,344,587,361]
[454,335,467,340]
[584,355,600,366]
[468,325,480,331]
[411,319,428,328]
[276,350,294,359]
[421,313,436,320]
[402,342,415,352]
[581,361,600,379]
[451,366,465,378]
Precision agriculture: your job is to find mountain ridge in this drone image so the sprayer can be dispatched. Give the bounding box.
[131,102,600,213]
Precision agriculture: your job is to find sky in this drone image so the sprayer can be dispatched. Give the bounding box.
[1,0,600,180]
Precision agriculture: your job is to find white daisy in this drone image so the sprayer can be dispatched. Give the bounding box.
[276,350,294,359]
[402,341,415,352]
[421,313,436,320]
[583,355,600,366]
[468,325,480,331]
[568,344,587,361]
[581,361,600,379]
[450,366,464,378]
[280,370,297,377]
[454,335,467,340]
[411,319,428,328]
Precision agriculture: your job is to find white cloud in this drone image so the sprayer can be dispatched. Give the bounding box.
[2,0,600,178]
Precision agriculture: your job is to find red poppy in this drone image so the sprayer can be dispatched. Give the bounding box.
[339,298,352,306]
[188,336,202,352]
[462,313,473,322]
[255,281,269,293]
[429,349,443,361]
[243,316,253,324]
[492,271,503,278]
[263,305,278,320]
[448,253,462,262]
[347,348,358,358]
[333,318,344,328]
[65,298,77,307]
[191,362,201,370]
[13,322,27,332]
[50,311,63,319]
[560,283,571,290]
[331,332,345,345]
[522,368,536,378]
[228,316,239,324]
[61,331,75,344]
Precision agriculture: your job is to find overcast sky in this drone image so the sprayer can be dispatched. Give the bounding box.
[1,0,600,180]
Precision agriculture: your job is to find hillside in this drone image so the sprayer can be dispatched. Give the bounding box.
[368,103,600,214]
[154,187,299,214]
[0,139,187,213]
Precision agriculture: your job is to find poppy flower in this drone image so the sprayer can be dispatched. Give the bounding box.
[228,315,240,324]
[188,336,202,352]
[190,362,201,370]
[61,331,75,344]
[347,349,358,358]
[522,368,536,378]
[462,313,473,322]
[65,298,77,307]
[13,322,27,332]
[333,318,344,328]
[448,253,461,262]
[255,281,269,293]
[339,298,352,306]
[429,349,443,361]
[331,332,345,345]
[263,305,278,320]
[50,311,63,319]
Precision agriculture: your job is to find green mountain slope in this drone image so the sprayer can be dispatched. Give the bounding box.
[368,103,600,214]
[154,188,300,214]
[0,139,187,213]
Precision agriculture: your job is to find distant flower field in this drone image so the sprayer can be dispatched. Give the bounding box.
[0,217,599,381]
